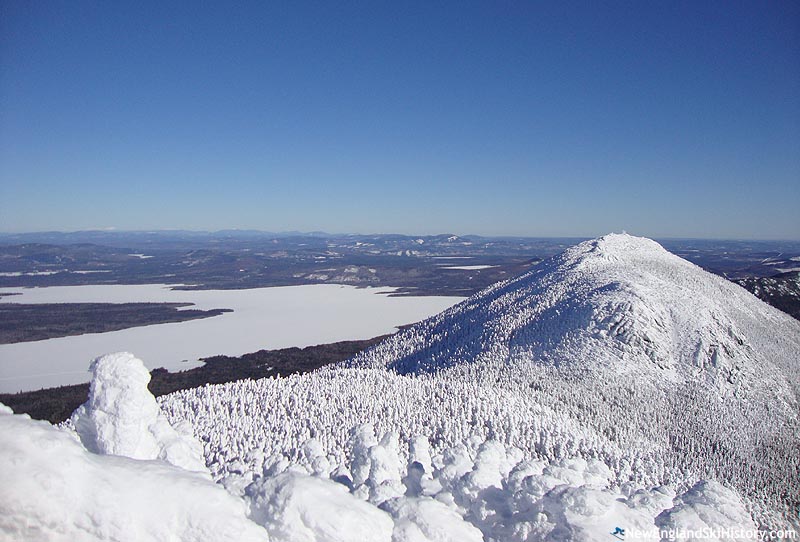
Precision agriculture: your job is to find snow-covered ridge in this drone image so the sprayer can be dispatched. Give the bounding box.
[347,233,799,394]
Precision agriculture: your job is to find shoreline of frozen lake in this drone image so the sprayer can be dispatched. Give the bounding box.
[0,284,463,393]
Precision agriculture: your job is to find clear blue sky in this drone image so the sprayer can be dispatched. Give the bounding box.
[1,1,798,239]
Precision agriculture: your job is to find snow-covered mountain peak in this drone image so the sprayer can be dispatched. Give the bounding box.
[564,232,672,262]
[543,232,696,282]
[347,234,800,399]
[150,234,798,534]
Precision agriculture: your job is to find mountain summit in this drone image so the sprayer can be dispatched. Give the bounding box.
[340,233,800,526]
[349,233,800,397]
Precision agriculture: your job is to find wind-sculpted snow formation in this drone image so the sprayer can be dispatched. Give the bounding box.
[2,234,798,540]
[70,351,208,473]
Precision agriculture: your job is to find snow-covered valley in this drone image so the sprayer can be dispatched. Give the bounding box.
[2,235,799,541]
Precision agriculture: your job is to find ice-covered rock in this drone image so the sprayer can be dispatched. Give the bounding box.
[71,352,207,473]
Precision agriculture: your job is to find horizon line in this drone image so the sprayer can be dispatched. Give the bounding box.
[0,228,799,243]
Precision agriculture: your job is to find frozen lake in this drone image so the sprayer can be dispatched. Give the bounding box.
[0,284,462,393]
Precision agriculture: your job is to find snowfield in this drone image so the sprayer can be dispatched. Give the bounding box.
[1,235,799,540]
[439,265,498,270]
[0,354,764,542]
[0,284,461,392]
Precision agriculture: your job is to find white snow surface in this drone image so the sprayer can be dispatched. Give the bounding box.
[0,284,461,392]
[246,471,395,542]
[655,480,759,540]
[439,265,498,270]
[70,352,208,473]
[0,408,268,542]
[3,234,798,540]
[1,399,763,542]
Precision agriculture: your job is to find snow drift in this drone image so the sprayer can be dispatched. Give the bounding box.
[0,406,267,542]
[246,471,396,542]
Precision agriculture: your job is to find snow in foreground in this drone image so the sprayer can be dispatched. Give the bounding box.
[0,353,773,541]
[0,407,266,542]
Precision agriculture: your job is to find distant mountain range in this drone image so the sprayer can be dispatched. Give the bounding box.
[2,231,799,302]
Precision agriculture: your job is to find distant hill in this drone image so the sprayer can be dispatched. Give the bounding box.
[734,271,800,321]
